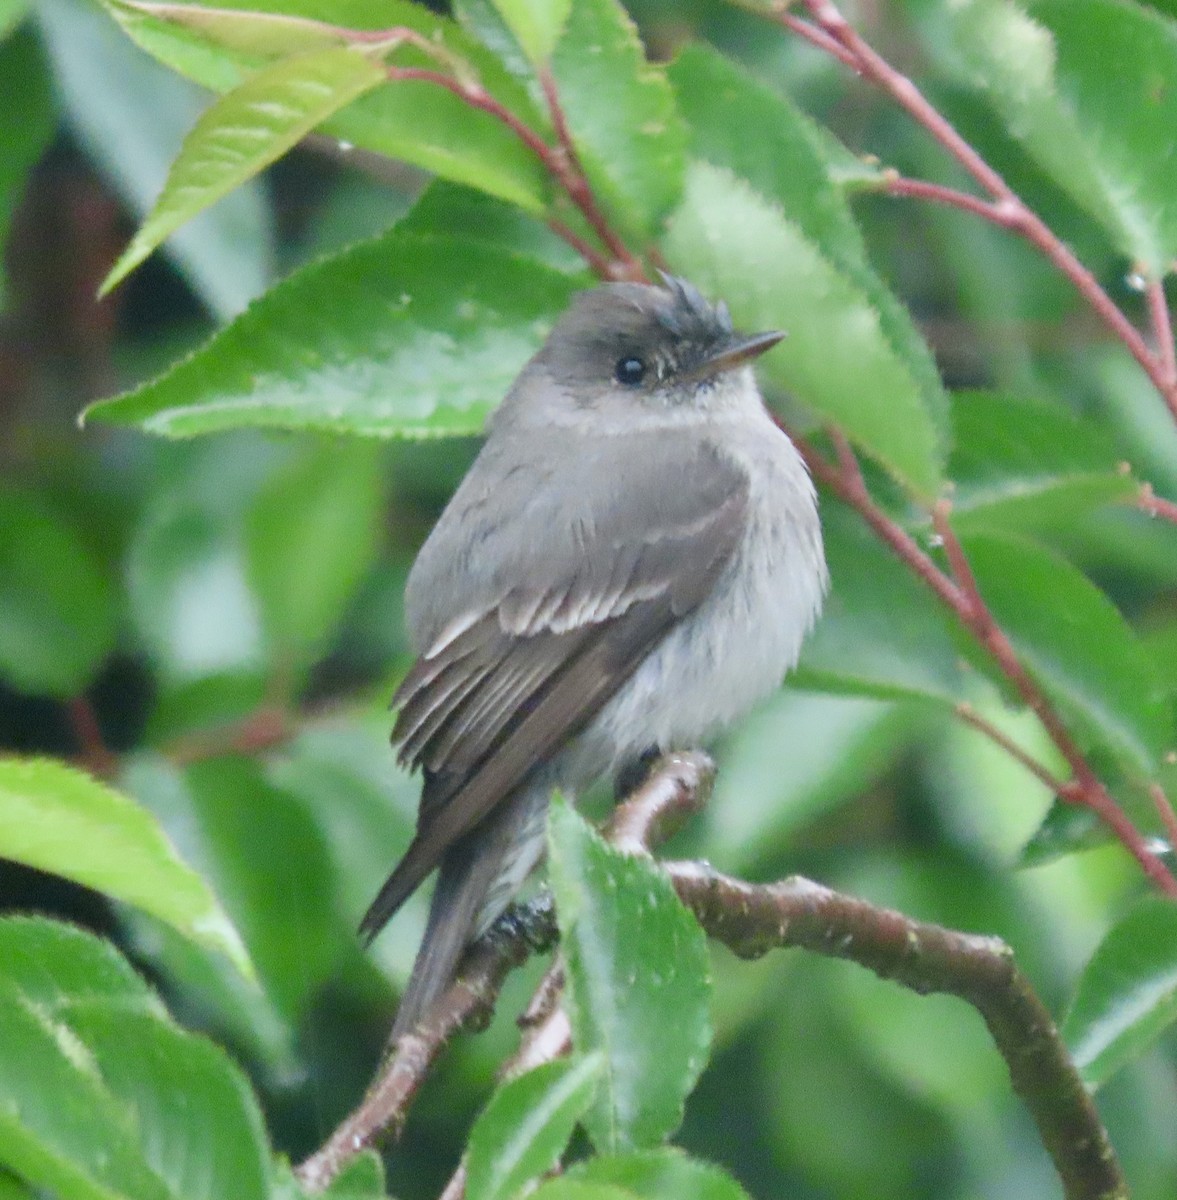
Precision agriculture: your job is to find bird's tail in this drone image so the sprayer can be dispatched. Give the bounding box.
[387,781,549,1043]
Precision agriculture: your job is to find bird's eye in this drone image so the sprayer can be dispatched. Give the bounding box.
[615,356,646,386]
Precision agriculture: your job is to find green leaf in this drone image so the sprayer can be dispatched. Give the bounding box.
[0,919,271,1200]
[0,1169,35,1200]
[567,1149,751,1200]
[0,27,54,309]
[549,0,686,239]
[663,160,943,497]
[102,45,386,294]
[455,0,537,85]
[0,916,164,1015]
[547,798,711,1152]
[245,440,384,665]
[466,1055,603,1200]
[668,45,947,447]
[530,1183,635,1200]
[277,1151,387,1200]
[67,1006,272,1200]
[793,505,964,704]
[264,716,420,945]
[399,179,584,272]
[1063,895,1177,1088]
[317,1152,386,1200]
[0,977,171,1200]
[931,0,1177,273]
[127,755,344,1020]
[1020,798,1104,866]
[85,233,586,438]
[0,487,117,696]
[127,492,266,684]
[0,0,29,41]
[39,0,272,319]
[0,758,252,976]
[492,0,570,63]
[961,531,1168,777]
[948,390,1134,532]
[102,0,551,213]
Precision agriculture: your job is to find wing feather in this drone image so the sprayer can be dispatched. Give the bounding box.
[359,434,750,944]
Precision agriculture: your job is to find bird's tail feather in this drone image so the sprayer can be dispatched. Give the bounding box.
[387,781,549,1043]
[388,834,490,1042]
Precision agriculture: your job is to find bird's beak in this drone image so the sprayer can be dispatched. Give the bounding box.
[682,330,785,382]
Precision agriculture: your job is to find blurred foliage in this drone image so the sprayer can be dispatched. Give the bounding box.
[1,1,1177,1198]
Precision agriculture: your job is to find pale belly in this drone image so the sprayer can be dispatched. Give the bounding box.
[562,426,827,785]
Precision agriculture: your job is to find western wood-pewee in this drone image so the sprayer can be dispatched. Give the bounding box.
[360,275,827,1039]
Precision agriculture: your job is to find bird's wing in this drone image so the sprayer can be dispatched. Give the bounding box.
[358,431,748,943]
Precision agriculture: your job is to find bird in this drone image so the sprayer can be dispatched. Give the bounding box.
[359,274,827,1040]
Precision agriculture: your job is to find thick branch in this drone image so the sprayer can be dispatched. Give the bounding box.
[665,861,1127,1200]
[298,754,1126,1200]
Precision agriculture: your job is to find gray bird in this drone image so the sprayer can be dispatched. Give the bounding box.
[360,275,827,1040]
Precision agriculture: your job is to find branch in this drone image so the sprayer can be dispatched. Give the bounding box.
[375,62,642,281]
[760,0,1177,424]
[65,695,118,779]
[665,860,1128,1200]
[295,894,560,1192]
[299,752,1127,1200]
[297,753,714,1193]
[539,68,645,280]
[952,702,1071,796]
[792,425,1177,895]
[1147,277,1177,390]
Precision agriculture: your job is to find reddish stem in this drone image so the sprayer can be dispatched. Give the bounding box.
[1148,277,1177,389]
[953,703,1070,797]
[546,216,614,277]
[165,706,294,767]
[1150,784,1177,858]
[797,430,963,613]
[66,696,118,779]
[1136,482,1177,526]
[537,68,645,279]
[884,175,1014,227]
[383,66,640,279]
[776,11,860,69]
[783,0,1177,424]
[797,427,1177,895]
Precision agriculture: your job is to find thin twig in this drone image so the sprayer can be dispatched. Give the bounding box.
[953,703,1073,798]
[299,755,1128,1200]
[1150,783,1177,856]
[295,895,561,1191]
[1147,277,1177,389]
[300,755,714,1192]
[931,498,1177,895]
[164,705,296,767]
[764,0,1177,423]
[546,217,614,277]
[793,429,964,613]
[65,696,118,779]
[776,9,861,69]
[538,68,645,278]
[1135,482,1177,526]
[379,65,641,279]
[796,427,1177,895]
[884,174,1014,227]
